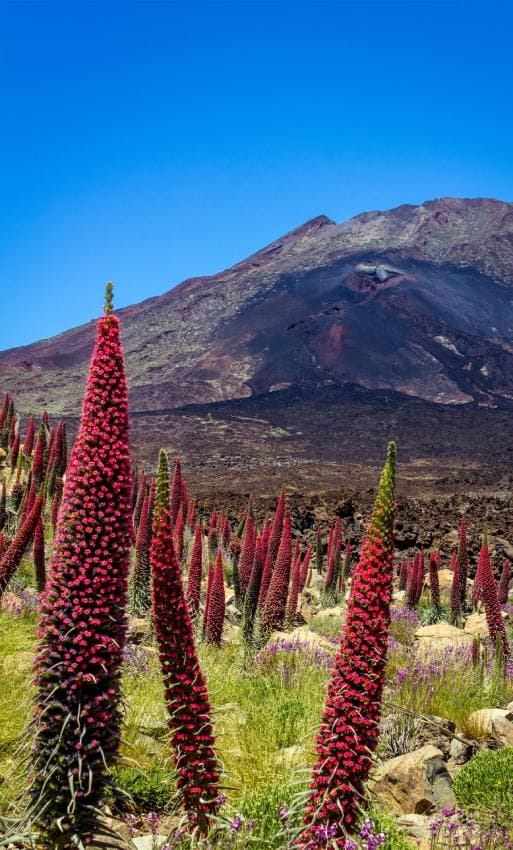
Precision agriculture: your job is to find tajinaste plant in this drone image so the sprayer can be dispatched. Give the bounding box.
[261,511,292,633]
[23,415,35,458]
[30,284,132,846]
[0,494,43,597]
[31,425,47,489]
[186,521,203,619]
[478,535,509,663]
[151,449,220,831]
[174,502,185,562]
[297,442,396,847]
[299,545,312,592]
[429,550,441,618]
[33,514,46,593]
[205,549,226,646]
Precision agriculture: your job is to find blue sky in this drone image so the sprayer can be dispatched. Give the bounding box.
[1,0,512,348]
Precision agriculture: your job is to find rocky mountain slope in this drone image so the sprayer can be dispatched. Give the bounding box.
[3,196,513,493]
[3,197,513,418]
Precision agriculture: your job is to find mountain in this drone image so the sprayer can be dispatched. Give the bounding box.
[3,197,513,417]
[3,196,513,493]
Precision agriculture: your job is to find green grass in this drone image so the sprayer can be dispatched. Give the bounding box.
[385,642,513,737]
[0,609,415,848]
[0,611,36,812]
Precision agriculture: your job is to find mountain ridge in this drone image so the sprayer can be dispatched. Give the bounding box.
[3,196,513,424]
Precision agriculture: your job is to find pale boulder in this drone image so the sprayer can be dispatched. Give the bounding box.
[369,745,455,815]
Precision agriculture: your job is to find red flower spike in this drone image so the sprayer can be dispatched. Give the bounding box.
[151,450,219,829]
[174,502,185,563]
[33,515,46,592]
[298,443,396,847]
[187,522,203,619]
[299,545,312,592]
[478,536,509,662]
[205,550,225,646]
[30,291,132,845]
[0,495,43,596]
[261,511,292,633]
[429,551,441,614]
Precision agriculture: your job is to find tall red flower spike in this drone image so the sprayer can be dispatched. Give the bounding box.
[33,514,46,592]
[0,495,43,597]
[205,550,226,645]
[298,443,396,847]
[406,552,418,609]
[187,521,203,619]
[478,535,509,662]
[174,502,185,562]
[261,511,292,633]
[151,449,220,830]
[429,551,441,615]
[299,545,312,592]
[31,425,47,488]
[499,559,511,606]
[30,284,132,846]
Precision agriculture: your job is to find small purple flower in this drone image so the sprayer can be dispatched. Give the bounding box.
[125,813,138,836]
[146,811,159,835]
[230,814,243,832]
[279,805,289,821]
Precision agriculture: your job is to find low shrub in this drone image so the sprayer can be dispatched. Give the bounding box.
[453,747,513,828]
[115,762,177,812]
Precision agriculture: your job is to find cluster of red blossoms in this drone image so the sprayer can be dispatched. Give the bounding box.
[31,302,133,844]
[151,450,220,832]
[297,443,396,848]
